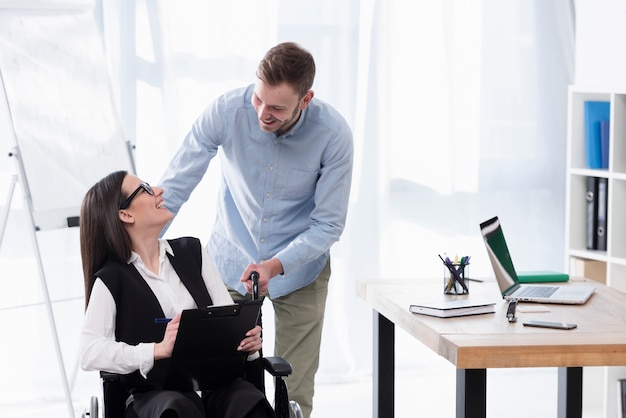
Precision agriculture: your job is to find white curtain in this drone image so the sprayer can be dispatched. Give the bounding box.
[97,0,574,383]
[0,0,575,413]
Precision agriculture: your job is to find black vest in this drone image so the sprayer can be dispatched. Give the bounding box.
[96,237,213,391]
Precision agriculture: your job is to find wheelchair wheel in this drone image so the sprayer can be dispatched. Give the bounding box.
[289,400,303,418]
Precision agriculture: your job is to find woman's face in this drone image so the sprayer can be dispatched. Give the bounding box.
[119,175,173,227]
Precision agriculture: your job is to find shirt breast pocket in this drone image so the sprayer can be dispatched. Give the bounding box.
[281,168,319,201]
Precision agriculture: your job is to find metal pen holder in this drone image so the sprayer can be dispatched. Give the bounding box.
[442,259,470,295]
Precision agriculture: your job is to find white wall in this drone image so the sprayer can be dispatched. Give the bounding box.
[575,0,626,88]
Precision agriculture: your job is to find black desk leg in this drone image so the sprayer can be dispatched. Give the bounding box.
[373,312,394,418]
[557,367,583,418]
[456,368,486,418]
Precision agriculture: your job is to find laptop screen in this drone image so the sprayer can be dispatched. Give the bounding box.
[479,216,519,295]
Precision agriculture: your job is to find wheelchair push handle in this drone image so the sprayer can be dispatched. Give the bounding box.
[251,271,259,301]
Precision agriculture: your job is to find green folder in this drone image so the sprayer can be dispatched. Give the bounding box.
[517,271,569,283]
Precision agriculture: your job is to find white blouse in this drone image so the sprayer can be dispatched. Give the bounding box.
[79,239,236,377]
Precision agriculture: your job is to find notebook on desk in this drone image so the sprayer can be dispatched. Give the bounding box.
[479,216,595,304]
[148,300,261,391]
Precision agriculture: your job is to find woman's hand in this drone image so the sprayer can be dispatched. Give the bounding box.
[238,325,263,354]
[154,313,181,360]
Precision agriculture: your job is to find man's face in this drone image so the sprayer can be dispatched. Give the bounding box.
[251,80,312,135]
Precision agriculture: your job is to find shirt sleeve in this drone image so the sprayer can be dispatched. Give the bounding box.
[201,246,235,306]
[79,279,155,377]
[159,101,222,218]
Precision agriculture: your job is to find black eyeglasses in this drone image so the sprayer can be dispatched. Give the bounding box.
[119,182,154,209]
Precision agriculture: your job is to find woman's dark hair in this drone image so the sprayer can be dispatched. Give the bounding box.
[256,42,316,98]
[80,170,132,309]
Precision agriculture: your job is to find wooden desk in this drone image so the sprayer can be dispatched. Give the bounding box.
[356,277,626,418]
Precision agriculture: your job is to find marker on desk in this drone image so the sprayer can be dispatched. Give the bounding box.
[154,318,172,324]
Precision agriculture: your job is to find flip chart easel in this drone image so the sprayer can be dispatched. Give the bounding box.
[4,148,75,416]
[0,7,134,417]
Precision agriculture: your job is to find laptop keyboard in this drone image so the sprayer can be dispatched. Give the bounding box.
[516,286,558,298]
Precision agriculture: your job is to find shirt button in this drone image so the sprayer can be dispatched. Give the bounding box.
[263,217,268,222]
[265,192,270,198]
[269,165,275,171]
[260,238,266,243]
[274,140,278,144]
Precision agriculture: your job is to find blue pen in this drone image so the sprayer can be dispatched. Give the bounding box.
[154,318,172,324]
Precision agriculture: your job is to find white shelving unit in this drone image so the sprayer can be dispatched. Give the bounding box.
[565,85,626,418]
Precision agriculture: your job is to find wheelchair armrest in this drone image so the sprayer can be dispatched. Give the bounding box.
[99,371,131,418]
[100,371,121,381]
[261,356,292,377]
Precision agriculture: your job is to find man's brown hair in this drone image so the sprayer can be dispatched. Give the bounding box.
[257,42,316,97]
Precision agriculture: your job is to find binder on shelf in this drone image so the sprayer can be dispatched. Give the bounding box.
[586,176,599,250]
[597,177,608,251]
[600,119,610,169]
[584,101,610,169]
[585,176,609,251]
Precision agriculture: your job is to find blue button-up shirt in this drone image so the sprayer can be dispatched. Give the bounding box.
[160,84,353,298]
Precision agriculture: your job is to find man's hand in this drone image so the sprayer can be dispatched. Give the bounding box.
[240,258,283,296]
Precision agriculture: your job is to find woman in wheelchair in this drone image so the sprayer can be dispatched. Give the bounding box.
[79,171,275,418]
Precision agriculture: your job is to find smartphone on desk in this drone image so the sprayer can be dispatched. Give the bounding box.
[522,320,577,330]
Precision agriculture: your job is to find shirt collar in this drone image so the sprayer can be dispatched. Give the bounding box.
[127,238,174,264]
[278,106,308,139]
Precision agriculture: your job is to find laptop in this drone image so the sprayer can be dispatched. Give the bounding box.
[147,300,262,391]
[479,216,595,304]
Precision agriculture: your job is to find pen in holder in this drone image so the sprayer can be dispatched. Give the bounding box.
[439,254,470,295]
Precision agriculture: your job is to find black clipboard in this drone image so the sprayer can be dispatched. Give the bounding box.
[148,300,262,391]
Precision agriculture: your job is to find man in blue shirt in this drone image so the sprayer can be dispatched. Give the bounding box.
[159,42,353,417]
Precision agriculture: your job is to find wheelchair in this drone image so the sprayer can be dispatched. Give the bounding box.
[81,356,302,418]
[81,273,302,418]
